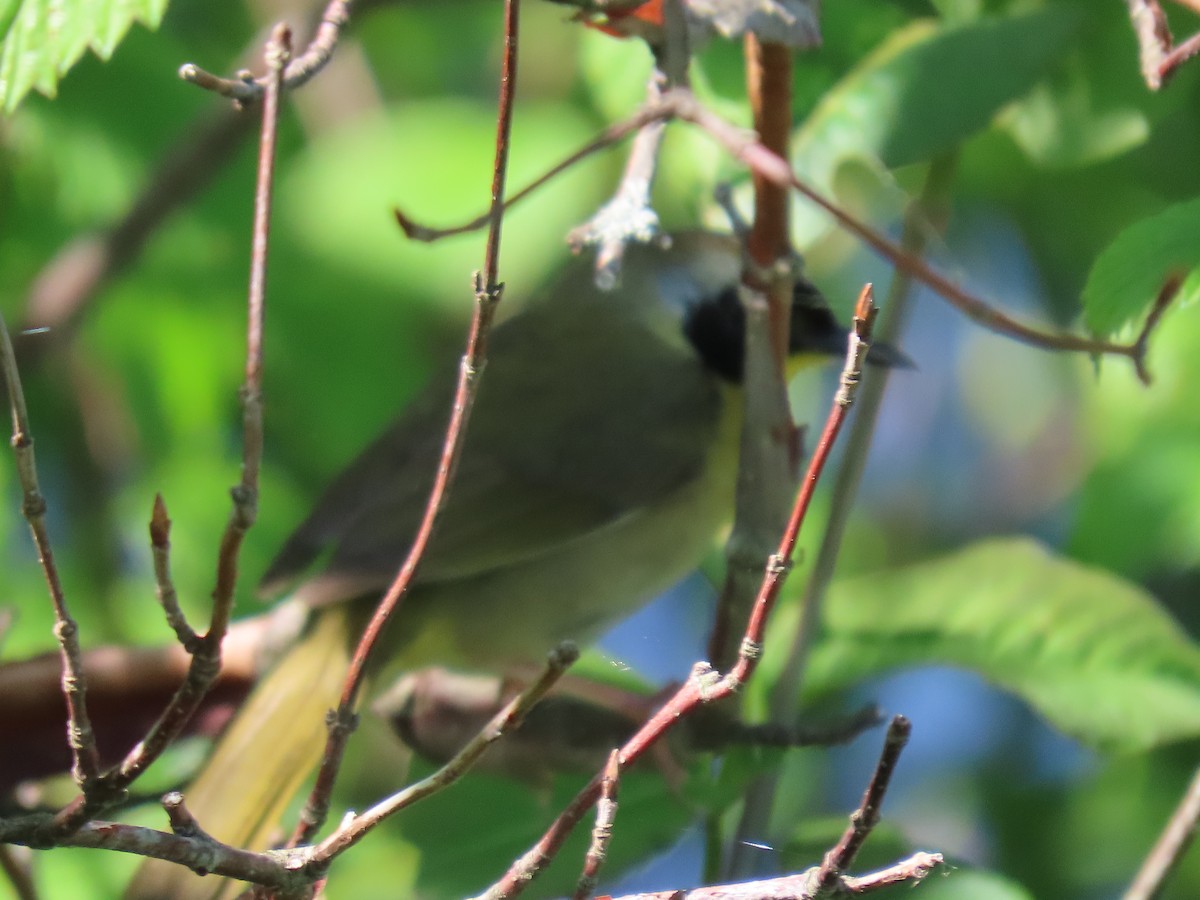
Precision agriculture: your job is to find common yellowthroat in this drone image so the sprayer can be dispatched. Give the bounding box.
[128,232,904,898]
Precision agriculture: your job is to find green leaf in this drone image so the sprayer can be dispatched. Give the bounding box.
[0,0,169,113]
[1082,197,1200,337]
[1001,79,1148,170]
[791,8,1077,243]
[915,869,1036,900]
[803,538,1200,753]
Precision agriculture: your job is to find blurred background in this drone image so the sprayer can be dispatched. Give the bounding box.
[2,0,1200,897]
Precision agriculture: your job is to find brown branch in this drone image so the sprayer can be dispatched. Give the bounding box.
[743,35,794,297]
[288,0,522,849]
[394,102,665,243]
[179,0,359,103]
[815,716,912,889]
[572,751,622,900]
[396,87,1162,378]
[603,852,943,899]
[52,27,290,814]
[1124,763,1200,900]
[476,285,880,900]
[0,310,103,827]
[731,153,958,874]
[0,813,307,895]
[307,644,577,870]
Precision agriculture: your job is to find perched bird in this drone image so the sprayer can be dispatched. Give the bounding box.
[128,232,905,898]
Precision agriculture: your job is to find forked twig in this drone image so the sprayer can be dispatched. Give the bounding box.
[815,716,912,888]
[307,644,578,869]
[180,0,359,103]
[475,285,881,900]
[57,25,291,815]
[287,0,522,848]
[396,87,1170,381]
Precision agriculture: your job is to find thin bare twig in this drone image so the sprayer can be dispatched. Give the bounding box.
[288,0,522,848]
[567,78,668,290]
[566,0,691,288]
[603,851,943,899]
[397,87,1168,380]
[0,309,103,828]
[85,25,289,798]
[1124,763,1200,900]
[733,153,957,874]
[815,716,912,889]
[308,644,577,869]
[180,0,358,103]
[475,285,880,900]
[148,494,197,648]
[572,751,622,900]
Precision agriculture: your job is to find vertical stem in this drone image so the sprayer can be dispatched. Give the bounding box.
[0,307,101,812]
[291,0,521,847]
[707,37,795,673]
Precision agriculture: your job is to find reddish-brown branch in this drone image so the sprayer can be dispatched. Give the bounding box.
[396,87,1163,379]
[478,285,880,900]
[288,0,522,849]
[743,36,794,289]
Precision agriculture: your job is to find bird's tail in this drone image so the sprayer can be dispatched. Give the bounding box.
[126,606,354,900]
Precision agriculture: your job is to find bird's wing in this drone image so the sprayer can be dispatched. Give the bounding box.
[260,305,723,606]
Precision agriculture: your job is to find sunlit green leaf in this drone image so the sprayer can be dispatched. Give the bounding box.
[1082,197,1200,337]
[0,0,169,113]
[793,7,1078,188]
[1001,80,1148,169]
[804,538,1200,753]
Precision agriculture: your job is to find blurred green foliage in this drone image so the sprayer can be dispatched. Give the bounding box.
[3,0,1200,897]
